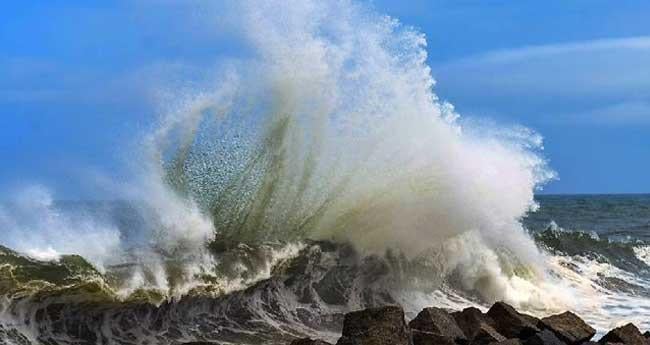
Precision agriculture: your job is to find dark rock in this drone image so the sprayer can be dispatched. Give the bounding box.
[524,330,566,345]
[598,323,646,345]
[409,307,467,344]
[541,311,596,344]
[487,302,540,339]
[522,314,543,329]
[291,338,333,345]
[451,307,490,336]
[473,326,509,345]
[643,331,650,339]
[489,340,522,345]
[411,330,456,345]
[336,306,412,345]
[452,307,506,344]
[314,269,355,305]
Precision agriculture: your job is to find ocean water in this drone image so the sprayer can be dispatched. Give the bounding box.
[526,194,650,333]
[527,194,650,278]
[526,194,650,240]
[0,0,648,343]
[1,195,649,344]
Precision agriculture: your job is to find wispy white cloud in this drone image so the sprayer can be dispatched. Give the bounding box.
[433,36,650,125]
[447,36,650,65]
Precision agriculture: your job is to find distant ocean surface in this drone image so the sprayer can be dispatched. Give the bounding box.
[526,194,650,240]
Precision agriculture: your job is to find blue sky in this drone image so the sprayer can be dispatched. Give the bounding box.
[1,1,649,198]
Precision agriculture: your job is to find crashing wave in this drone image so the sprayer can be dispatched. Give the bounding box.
[1,0,613,344]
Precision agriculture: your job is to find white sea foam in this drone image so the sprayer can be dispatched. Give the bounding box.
[546,253,650,333]
[633,245,650,266]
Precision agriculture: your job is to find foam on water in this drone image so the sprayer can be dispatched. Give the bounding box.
[547,253,650,332]
[634,245,650,266]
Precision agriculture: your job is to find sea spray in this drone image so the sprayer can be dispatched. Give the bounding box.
[1,0,559,313]
[0,185,121,269]
[143,0,560,307]
[3,3,650,344]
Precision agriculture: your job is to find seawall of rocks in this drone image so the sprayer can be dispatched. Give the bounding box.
[290,302,650,345]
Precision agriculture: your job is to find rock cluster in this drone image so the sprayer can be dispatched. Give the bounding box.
[289,302,650,345]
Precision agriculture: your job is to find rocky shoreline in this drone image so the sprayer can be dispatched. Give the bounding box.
[290,302,649,345]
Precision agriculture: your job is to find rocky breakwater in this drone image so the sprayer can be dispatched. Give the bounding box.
[290,302,650,345]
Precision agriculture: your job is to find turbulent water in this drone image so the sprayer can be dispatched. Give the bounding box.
[1,0,648,344]
[2,196,650,344]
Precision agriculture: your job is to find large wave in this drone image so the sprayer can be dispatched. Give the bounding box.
[0,0,565,315]
[146,0,559,307]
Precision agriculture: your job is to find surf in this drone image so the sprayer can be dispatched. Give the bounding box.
[1,1,618,344]
[1,0,557,306]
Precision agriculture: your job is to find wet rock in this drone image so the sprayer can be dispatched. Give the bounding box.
[290,338,333,345]
[598,323,646,345]
[487,302,540,339]
[521,314,542,329]
[411,330,456,345]
[314,269,355,305]
[336,306,411,345]
[490,340,522,345]
[408,307,467,344]
[540,311,595,345]
[472,326,509,345]
[524,330,566,345]
[452,307,506,344]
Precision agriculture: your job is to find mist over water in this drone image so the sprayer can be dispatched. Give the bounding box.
[166,1,552,246]
[146,0,560,307]
[0,185,122,267]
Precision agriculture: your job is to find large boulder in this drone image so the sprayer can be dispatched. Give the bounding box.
[540,311,595,345]
[524,330,566,345]
[336,306,412,345]
[452,307,506,345]
[409,307,467,344]
[291,338,333,345]
[486,302,540,339]
[598,323,646,345]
